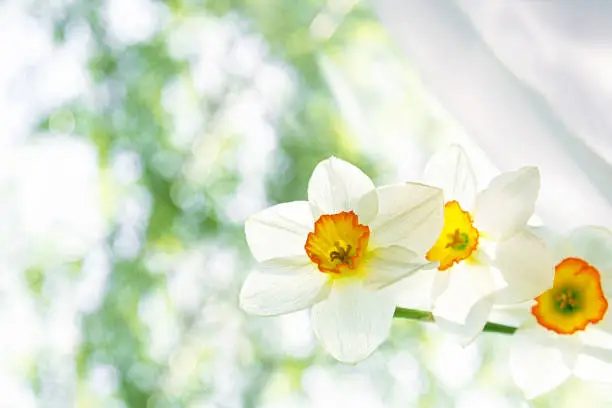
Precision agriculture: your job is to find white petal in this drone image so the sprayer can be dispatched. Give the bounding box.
[567,226,612,272]
[577,325,612,364]
[509,326,572,399]
[574,352,612,383]
[530,226,585,273]
[393,268,438,310]
[354,189,379,225]
[245,201,314,262]
[240,257,330,316]
[473,167,540,240]
[494,229,555,304]
[558,331,583,369]
[311,278,396,363]
[364,246,431,290]
[431,270,451,304]
[523,321,582,369]
[580,345,612,365]
[370,183,444,255]
[307,157,378,223]
[432,263,496,326]
[434,296,493,346]
[423,144,477,209]
[393,268,451,310]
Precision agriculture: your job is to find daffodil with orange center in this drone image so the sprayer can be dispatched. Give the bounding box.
[532,257,608,335]
[304,211,370,276]
[396,145,554,344]
[510,227,612,399]
[240,157,444,363]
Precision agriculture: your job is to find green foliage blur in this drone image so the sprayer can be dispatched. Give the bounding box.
[37,0,388,406]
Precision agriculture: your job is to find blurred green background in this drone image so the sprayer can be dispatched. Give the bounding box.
[1,0,611,407]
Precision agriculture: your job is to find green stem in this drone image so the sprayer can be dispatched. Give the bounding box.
[394,307,517,335]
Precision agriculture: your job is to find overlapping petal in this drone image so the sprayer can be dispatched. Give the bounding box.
[311,279,396,363]
[434,296,493,345]
[432,263,497,325]
[307,157,378,223]
[580,344,612,366]
[392,268,438,310]
[245,201,314,262]
[370,183,444,255]
[573,351,612,383]
[364,245,432,290]
[423,144,477,209]
[494,230,555,304]
[473,167,540,240]
[510,326,574,399]
[240,257,330,316]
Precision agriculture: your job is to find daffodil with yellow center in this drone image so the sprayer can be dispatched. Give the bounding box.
[396,145,554,344]
[510,227,612,399]
[426,200,479,271]
[240,157,444,363]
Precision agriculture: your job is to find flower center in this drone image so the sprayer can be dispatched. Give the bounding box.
[554,289,579,312]
[425,200,479,271]
[329,241,353,265]
[305,211,370,275]
[532,257,608,335]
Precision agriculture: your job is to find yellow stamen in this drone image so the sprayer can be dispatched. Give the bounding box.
[329,242,353,265]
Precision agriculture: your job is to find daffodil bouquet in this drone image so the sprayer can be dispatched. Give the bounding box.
[239,145,612,398]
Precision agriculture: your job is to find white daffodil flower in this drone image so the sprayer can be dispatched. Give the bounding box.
[240,157,444,363]
[510,226,612,399]
[404,145,554,343]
